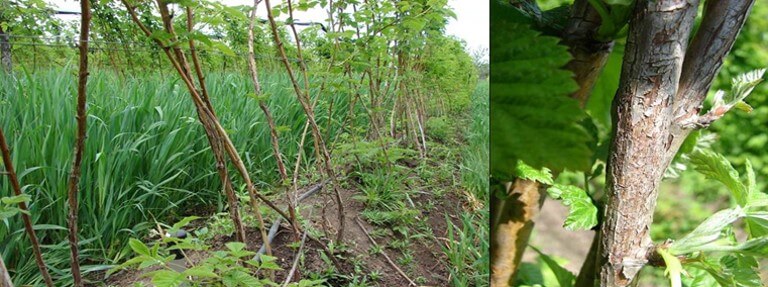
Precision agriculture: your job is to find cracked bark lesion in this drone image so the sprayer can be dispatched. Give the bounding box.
[599,0,700,285]
[496,1,755,286]
[596,0,756,286]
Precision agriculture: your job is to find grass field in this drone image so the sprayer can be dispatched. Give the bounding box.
[1,70,488,286]
[0,69,356,284]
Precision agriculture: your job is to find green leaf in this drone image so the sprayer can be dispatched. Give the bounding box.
[149,30,173,43]
[604,0,633,5]
[745,212,768,238]
[184,266,218,278]
[689,149,748,206]
[229,248,256,258]
[223,270,262,287]
[745,159,756,194]
[257,254,281,270]
[490,6,592,177]
[170,216,200,233]
[728,69,765,103]
[0,206,22,220]
[728,237,768,257]
[733,101,753,113]
[1,194,31,204]
[209,41,236,57]
[291,279,326,287]
[32,224,68,231]
[529,246,574,287]
[513,160,554,184]
[225,242,247,253]
[746,191,768,208]
[108,255,152,275]
[128,238,151,257]
[682,266,718,287]
[719,255,762,287]
[546,184,598,230]
[669,208,745,255]
[150,270,186,287]
[690,255,762,287]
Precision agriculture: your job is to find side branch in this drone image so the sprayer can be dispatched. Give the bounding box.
[562,0,614,106]
[674,0,756,121]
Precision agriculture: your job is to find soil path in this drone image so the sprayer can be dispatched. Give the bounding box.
[521,199,594,272]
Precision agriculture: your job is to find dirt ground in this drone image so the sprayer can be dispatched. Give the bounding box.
[96,179,468,287]
[521,199,594,272]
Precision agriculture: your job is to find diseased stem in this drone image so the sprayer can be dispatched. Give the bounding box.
[152,0,247,243]
[246,0,295,246]
[239,0,277,256]
[0,128,54,287]
[598,1,699,285]
[182,5,247,244]
[248,1,289,184]
[561,0,615,107]
[66,0,91,284]
[575,232,600,287]
[122,0,301,244]
[264,0,345,242]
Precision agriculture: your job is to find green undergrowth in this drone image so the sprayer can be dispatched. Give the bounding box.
[0,69,485,286]
[0,69,358,285]
[446,81,490,287]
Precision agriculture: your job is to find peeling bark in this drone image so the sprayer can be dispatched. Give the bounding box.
[670,0,756,144]
[596,0,755,286]
[598,1,698,286]
[675,1,756,119]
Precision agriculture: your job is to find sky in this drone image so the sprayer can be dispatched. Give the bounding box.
[46,0,489,54]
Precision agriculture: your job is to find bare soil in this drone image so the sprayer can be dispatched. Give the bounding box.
[96,176,468,287]
[521,199,594,272]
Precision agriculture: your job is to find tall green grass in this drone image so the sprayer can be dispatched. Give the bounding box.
[444,81,489,287]
[0,69,358,285]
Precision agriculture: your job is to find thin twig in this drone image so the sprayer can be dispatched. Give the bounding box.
[281,209,313,287]
[354,217,416,287]
[256,181,327,257]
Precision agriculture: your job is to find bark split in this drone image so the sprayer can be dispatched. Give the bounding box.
[598,0,755,286]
